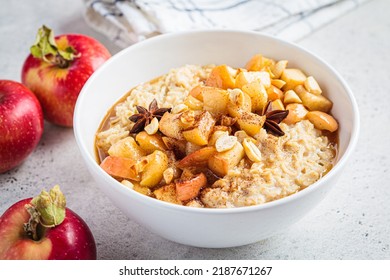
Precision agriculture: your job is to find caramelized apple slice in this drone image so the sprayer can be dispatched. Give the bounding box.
[188,85,203,101]
[100,156,140,181]
[182,111,216,146]
[154,184,182,205]
[162,136,186,159]
[184,95,203,110]
[281,68,307,91]
[236,111,266,136]
[295,85,333,112]
[266,85,284,101]
[176,173,207,201]
[270,99,285,111]
[271,60,288,79]
[201,86,229,117]
[283,103,308,125]
[205,65,236,89]
[140,150,169,187]
[177,146,216,169]
[284,89,302,104]
[108,136,145,161]
[208,142,245,177]
[306,111,338,132]
[159,112,185,140]
[235,71,271,89]
[245,54,263,71]
[135,131,166,154]
[241,82,268,112]
[245,54,275,72]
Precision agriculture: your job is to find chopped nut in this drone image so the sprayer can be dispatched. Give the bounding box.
[163,167,174,184]
[135,157,148,173]
[212,125,231,135]
[304,76,322,95]
[180,110,196,129]
[209,130,228,146]
[234,130,250,143]
[220,115,237,126]
[121,180,134,189]
[144,117,159,135]
[228,88,242,102]
[215,134,237,152]
[243,138,262,162]
[171,104,189,114]
[227,88,252,116]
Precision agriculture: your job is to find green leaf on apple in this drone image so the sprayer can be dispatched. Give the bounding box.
[30,25,79,67]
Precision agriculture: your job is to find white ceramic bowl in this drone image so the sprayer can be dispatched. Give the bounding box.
[74,30,359,248]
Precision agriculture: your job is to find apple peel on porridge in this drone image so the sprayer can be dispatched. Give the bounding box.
[95,54,338,208]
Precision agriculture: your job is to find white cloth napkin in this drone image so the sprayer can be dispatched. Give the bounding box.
[83,0,370,48]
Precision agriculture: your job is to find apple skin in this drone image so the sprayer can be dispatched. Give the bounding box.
[21,34,111,127]
[0,198,97,260]
[0,80,44,173]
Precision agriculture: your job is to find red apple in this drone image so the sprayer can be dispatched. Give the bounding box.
[21,25,111,127]
[0,186,96,260]
[0,80,44,173]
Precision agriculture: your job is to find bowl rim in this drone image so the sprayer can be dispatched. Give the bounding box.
[74,29,360,215]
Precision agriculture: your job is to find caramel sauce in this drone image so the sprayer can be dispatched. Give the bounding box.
[94,77,163,164]
[322,129,339,160]
[94,90,131,164]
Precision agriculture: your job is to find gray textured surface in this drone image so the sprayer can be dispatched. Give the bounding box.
[0,0,389,260]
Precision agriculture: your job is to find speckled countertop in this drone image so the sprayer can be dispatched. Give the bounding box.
[1,0,389,260]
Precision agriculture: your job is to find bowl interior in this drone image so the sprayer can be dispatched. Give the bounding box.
[75,30,358,206]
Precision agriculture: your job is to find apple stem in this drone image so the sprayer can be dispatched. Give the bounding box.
[30,25,80,69]
[53,54,70,68]
[23,204,41,241]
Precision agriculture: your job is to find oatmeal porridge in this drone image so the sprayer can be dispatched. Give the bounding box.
[95,54,337,208]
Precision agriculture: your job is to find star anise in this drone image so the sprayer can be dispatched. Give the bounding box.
[261,101,289,137]
[129,99,171,133]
